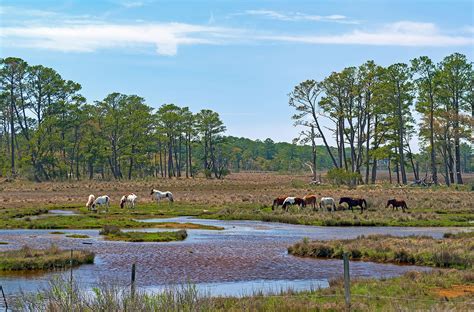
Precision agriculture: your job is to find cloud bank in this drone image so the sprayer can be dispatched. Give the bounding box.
[0,8,472,56]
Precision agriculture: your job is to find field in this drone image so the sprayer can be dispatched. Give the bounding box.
[0,172,473,228]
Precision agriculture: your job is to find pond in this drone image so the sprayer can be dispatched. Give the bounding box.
[0,217,463,298]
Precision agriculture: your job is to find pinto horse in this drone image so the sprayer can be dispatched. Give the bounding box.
[282,197,306,212]
[120,193,137,209]
[339,197,367,213]
[150,189,174,205]
[303,195,318,211]
[386,199,408,212]
[272,196,287,210]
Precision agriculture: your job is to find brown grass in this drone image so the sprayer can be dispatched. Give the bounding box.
[0,172,472,211]
[288,232,474,269]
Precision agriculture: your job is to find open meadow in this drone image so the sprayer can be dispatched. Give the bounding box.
[0,172,472,228]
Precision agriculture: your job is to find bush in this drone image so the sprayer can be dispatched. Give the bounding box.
[326,168,361,186]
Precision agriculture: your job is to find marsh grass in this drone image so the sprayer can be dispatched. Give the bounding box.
[0,245,94,271]
[65,234,90,239]
[13,270,474,311]
[288,232,474,269]
[99,225,188,242]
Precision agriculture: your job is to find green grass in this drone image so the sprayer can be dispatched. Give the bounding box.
[0,241,8,245]
[0,197,472,230]
[202,205,473,227]
[99,225,188,242]
[288,232,474,269]
[13,269,474,311]
[49,231,66,234]
[0,245,94,271]
[65,234,90,239]
[0,204,224,230]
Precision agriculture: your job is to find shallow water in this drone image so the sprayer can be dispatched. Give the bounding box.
[0,217,465,297]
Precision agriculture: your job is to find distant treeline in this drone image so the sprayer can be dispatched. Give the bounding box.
[0,54,472,183]
[289,53,472,185]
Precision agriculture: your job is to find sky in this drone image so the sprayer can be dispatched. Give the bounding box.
[0,0,473,148]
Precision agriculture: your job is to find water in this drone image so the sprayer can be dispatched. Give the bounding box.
[0,217,464,298]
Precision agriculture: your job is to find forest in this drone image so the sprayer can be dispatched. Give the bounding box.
[0,53,472,184]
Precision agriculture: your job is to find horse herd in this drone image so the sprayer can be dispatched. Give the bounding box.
[272,195,408,213]
[83,188,408,214]
[85,189,174,212]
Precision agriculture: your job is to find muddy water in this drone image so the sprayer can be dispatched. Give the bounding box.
[0,217,462,297]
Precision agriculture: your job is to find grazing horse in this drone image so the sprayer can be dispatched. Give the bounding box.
[86,194,95,211]
[303,195,318,211]
[92,195,110,212]
[151,189,174,204]
[339,197,367,213]
[120,193,138,209]
[319,197,336,212]
[272,196,287,210]
[282,197,306,212]
[386,199,408,212]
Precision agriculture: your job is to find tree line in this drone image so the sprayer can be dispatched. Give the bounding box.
[289,53,473,185]
[0,57,232,181]
[1,55,472,183]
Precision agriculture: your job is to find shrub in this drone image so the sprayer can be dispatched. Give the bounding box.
[326,168,362,186]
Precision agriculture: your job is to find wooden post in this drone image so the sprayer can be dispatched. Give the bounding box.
[0,285,8,310]
[343,253,351,311]
[131,263,136,299]
[69,249,73,307]
[70,249,73,283]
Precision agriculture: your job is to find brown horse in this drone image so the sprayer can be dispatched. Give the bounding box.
[303,195,318,211]
[339,197,367,213]
[272,196,287,210]
[386,199,408,212]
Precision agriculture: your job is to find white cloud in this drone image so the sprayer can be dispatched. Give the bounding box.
[0,23,236,56]
[259,21,474,47]
[0,19,471,56]
[242,10,359,24]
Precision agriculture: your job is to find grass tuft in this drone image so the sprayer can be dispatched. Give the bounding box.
[0,245,94,271]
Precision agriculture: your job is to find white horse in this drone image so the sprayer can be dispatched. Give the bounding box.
[93,195,110,212]
[319,197,336,212]
[120,193,137,209]
[150,189,174,204]
[86,194,95,211]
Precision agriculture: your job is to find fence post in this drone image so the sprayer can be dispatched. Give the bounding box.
[131,263,136,299]
[343,252,351,311]
[0,285,8,311]
[69,249,74,308]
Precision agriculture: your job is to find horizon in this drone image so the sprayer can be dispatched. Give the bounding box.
[1,0,473,151]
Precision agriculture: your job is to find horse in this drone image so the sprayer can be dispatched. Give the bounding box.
[150,189,174,204]
[319,197,336,212]
[282,197,306,212]
[339,197,367,213]
[86,194,95,211]
[120,193,137,209]
[272,196,287,210]
[386,199,408,212]
[92,195,110,212]
[303,195,318,211]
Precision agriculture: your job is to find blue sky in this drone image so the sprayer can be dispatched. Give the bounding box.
[0,0,473,147]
